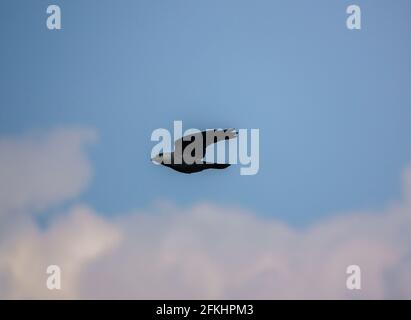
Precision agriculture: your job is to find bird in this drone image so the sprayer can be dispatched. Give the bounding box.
[152,128,237,174]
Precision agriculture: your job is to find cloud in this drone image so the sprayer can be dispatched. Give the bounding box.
[79,193,411,299]
[0,127,411,299]
[0,206,121,299]
[0,127,96,217]
[0,127,120,299]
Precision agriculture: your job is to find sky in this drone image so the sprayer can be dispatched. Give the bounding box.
[0,0,411,299]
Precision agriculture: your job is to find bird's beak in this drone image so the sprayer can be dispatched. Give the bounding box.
[151,156,160,164]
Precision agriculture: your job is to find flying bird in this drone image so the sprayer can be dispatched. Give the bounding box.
[152,128,237,174]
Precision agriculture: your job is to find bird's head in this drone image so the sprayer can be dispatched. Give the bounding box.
[151,152,172,165]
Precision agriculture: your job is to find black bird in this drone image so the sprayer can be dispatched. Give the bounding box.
[152,129,237,174]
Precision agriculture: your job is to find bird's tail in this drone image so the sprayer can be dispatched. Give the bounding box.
[203,163,231,170]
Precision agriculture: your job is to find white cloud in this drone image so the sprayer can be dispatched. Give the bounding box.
[0,127,120,299]
[0,127,96,217]
[0,205,121,299]
[0,127,411,299]
[79,192,411,299]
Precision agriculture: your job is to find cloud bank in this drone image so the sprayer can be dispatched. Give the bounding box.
[0,127,410,299]
[0,128,96,216]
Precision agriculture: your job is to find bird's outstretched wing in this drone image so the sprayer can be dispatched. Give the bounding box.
[174,128,237,161]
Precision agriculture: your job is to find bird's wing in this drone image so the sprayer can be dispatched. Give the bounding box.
[174,129,238,161]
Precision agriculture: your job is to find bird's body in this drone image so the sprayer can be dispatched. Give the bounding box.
[152,129,237,174]
[162,161,231,174]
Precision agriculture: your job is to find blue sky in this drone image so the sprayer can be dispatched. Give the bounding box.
[1,0,411,226]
